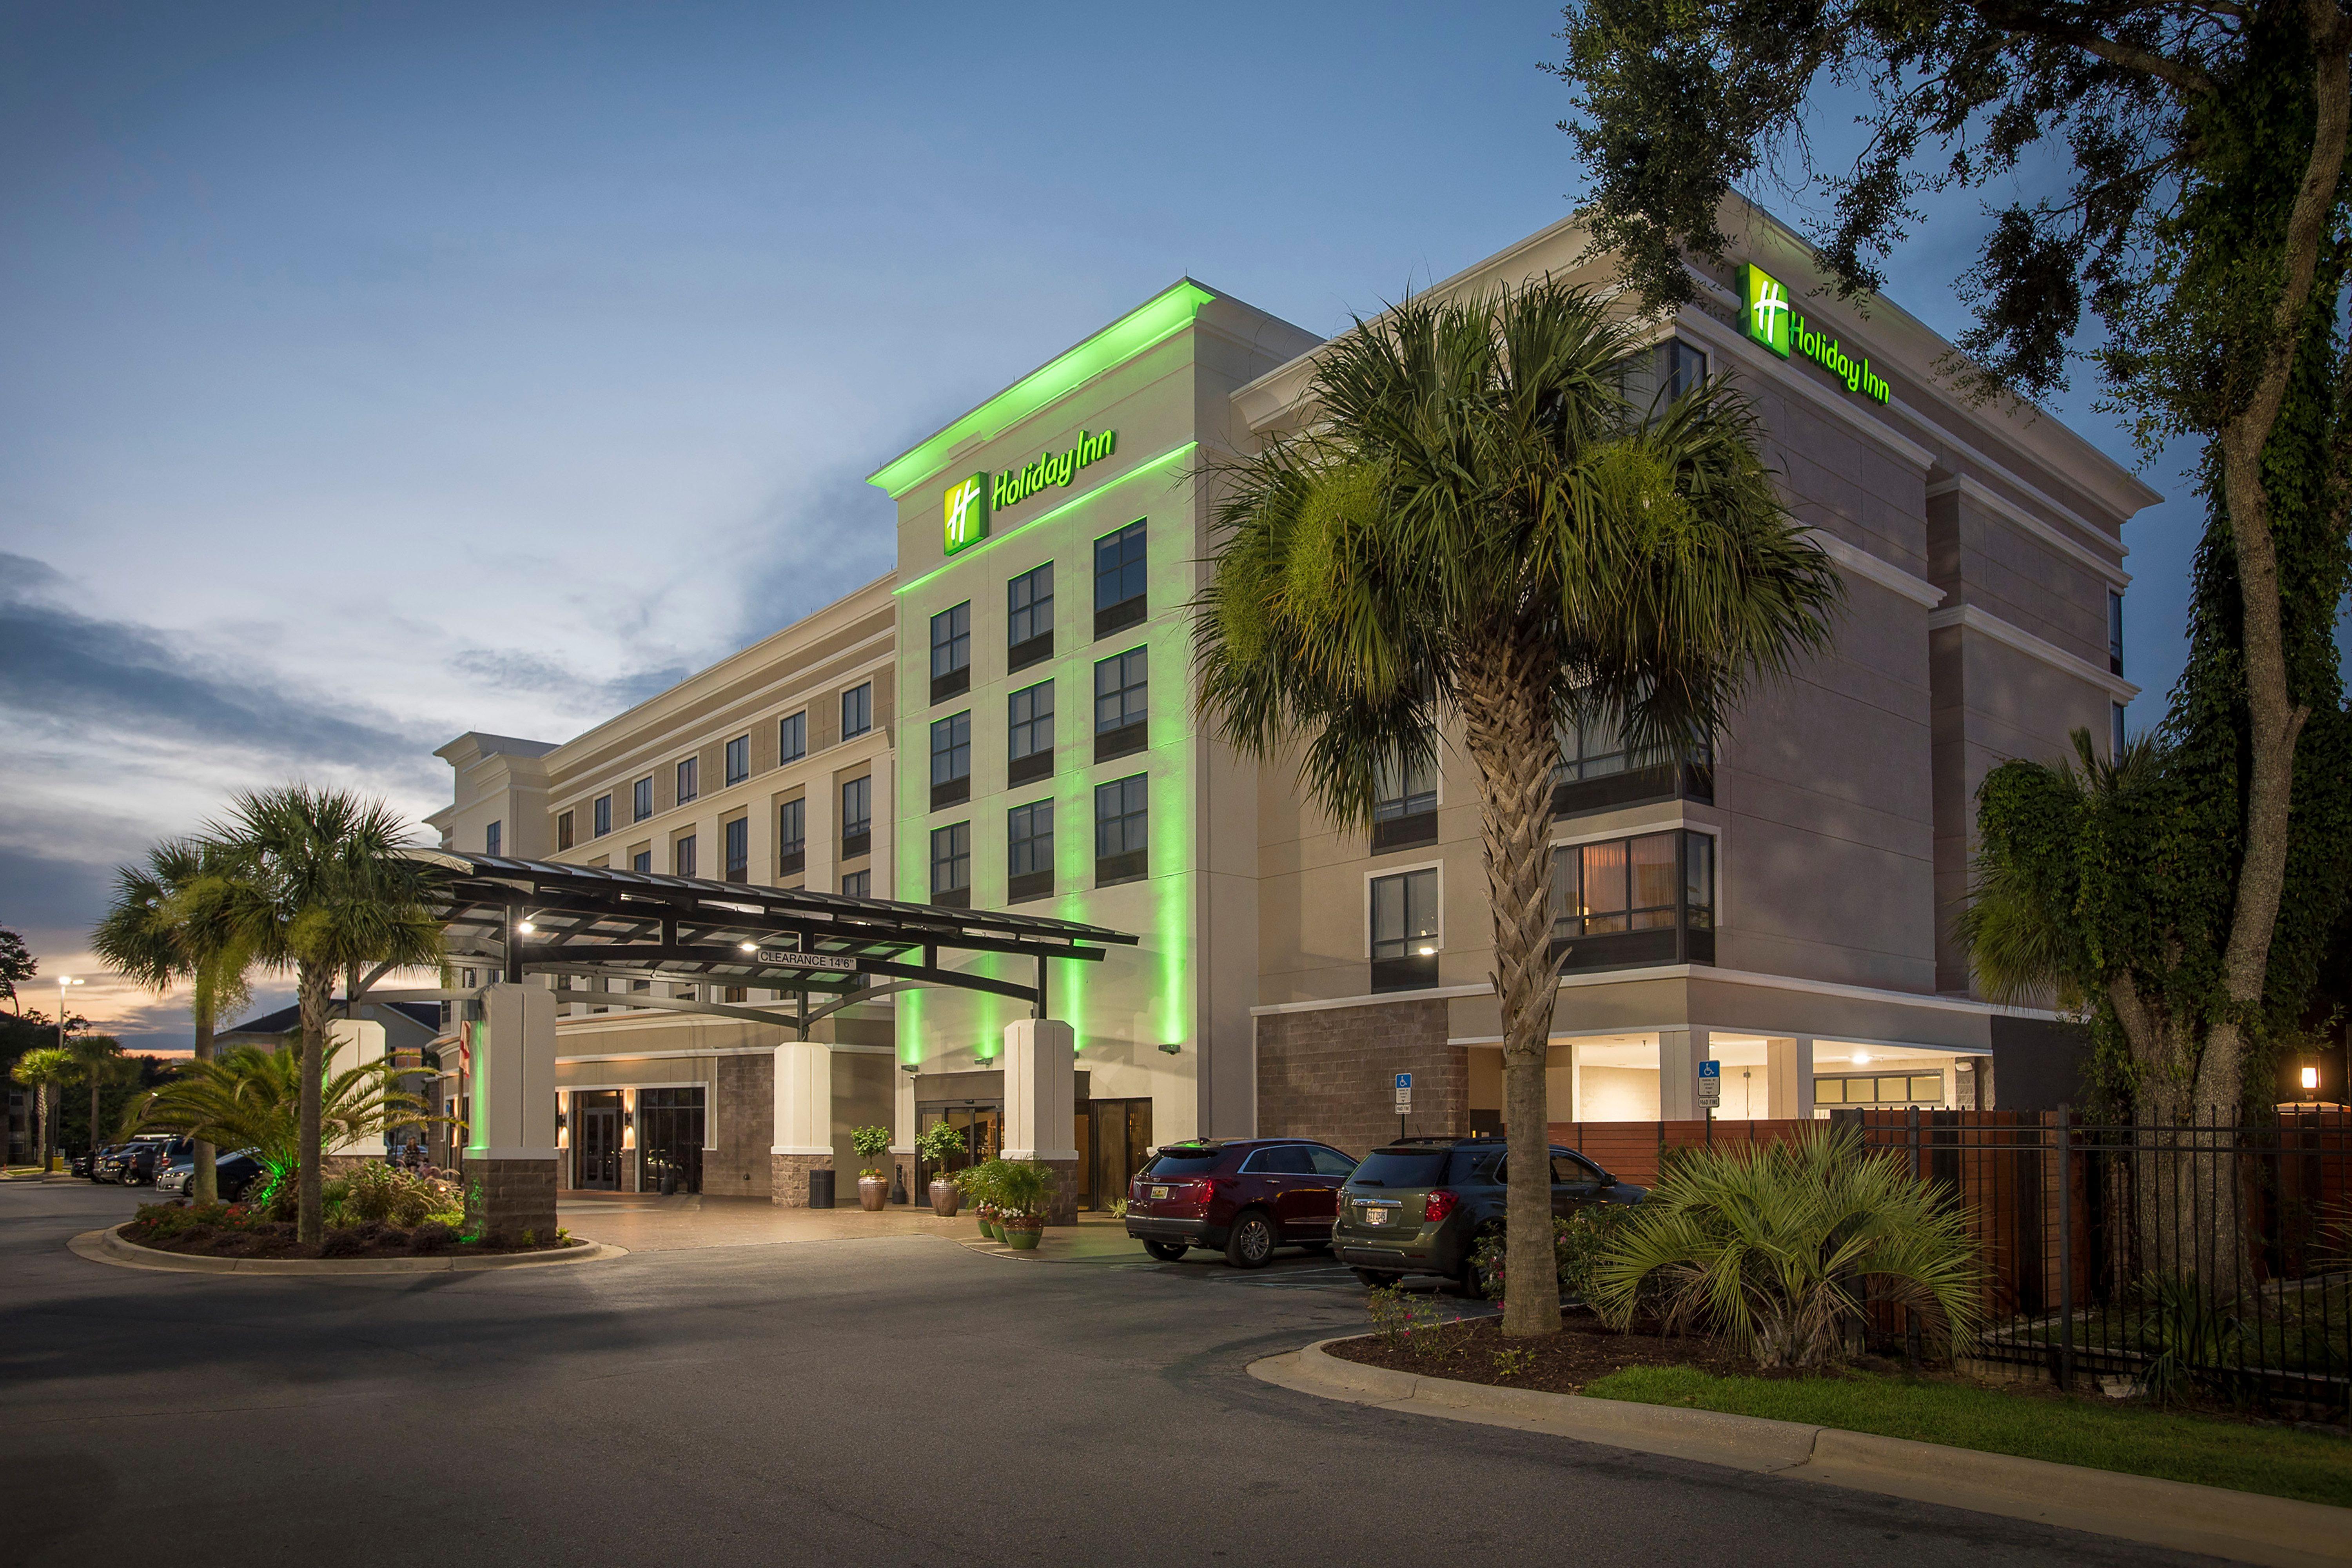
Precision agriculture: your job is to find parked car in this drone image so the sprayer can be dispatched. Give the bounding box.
[98,1136,175,1186]
[155,1147,263,1201]
[1125,1138,1359,1268]
[1331,1136,1646,1294]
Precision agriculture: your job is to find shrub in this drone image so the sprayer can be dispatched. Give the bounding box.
[334,1161,461,1228]
[1589,1129,1986,1371]
[914,1120,966,1173]
[1473,1204,1633,1306]
[318,1228,367,1258]
[410,1221,456,1254]
[991,1159,1054,1225]
[850,1125,893,1180]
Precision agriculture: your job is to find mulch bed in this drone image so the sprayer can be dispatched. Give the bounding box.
[120,1220,578,1261]
[1324,1311,1890,1396]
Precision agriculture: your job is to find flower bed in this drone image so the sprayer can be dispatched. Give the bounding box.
[1325,1309,1766,1394]
[122,1201,577,1259]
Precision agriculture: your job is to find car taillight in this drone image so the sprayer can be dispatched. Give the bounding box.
[1425,1189,1460,1222]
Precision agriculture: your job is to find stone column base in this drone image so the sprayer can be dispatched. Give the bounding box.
[1040,1158,1080,1226]
[462,1157,559,1243]
[771,1152,832,1208]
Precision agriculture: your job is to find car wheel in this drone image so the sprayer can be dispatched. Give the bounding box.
[1352,1268,1403,1288]
[1142,1240,1187,1261]
[1447,1229,1501,1298]
[1224,1210,1276,1269]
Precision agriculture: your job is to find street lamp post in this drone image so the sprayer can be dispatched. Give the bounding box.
[51,976,82,1172]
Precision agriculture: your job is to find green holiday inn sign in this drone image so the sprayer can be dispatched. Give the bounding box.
[1742,264,1891,405]
[942,428,1119,555]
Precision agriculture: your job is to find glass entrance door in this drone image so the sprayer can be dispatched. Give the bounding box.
[1086,1098,1153,1211]
[915,1102,1001,1195]
[574,1090,622,1190]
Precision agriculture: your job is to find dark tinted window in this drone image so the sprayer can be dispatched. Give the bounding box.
[1141,1147,1221,1177]
[1348,1150,1450,1187]
[1553,1152,1604,1184]
[1307,1146,1357,1178]
[1241,1145,1313,1174]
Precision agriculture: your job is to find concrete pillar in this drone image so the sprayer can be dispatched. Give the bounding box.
[1545,1042,1577,1126]
[461,982,559,1241]
[1766,1036,1816,1121]
[769,1038,832,1207]
[891,1057,918,1206]
[323,1016,388,1159]
[1658,1026,1711,1121]
[1002,1018,1079,1224]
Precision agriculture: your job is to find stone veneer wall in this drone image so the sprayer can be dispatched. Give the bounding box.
[771,1152,831,1207]
[1254,998,1464,1155]
[708,1051,775,1199]
[462,1156,559,1241]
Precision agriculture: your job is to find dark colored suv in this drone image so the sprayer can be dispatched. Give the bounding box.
[1332,1136,1645,1292]
[1125,1138,1360,1268]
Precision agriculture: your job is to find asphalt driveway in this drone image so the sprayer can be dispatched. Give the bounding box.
[0,1182,2222,1568]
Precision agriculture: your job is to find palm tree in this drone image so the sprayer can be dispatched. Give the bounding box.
[12,1046,74,1172]
[92,840,254,1202]
[64,1033,127,1160]
[131,1041,431,1210]
[1196,280,1840,1338]
[186,786,446,1243]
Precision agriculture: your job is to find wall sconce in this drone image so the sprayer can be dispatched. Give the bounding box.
[1158,1042,1182,1055]
[621,1109,634,1129]
[556,1110,568,1130]
[900,1061,922,1075]
[2303,1065,2321,1094]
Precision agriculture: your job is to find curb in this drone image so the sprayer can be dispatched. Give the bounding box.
[1250,1338,2352,1568]
[69,1227,629,1276]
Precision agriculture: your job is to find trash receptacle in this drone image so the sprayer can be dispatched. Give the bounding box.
[808,1167,835,1209]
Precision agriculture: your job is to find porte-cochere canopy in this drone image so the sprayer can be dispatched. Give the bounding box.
[413,851,1136,1031]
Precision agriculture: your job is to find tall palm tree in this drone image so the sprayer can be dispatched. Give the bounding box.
[64,1033,127,1160]
[187,786,446,1243]
[93,840,254,1202]
[1196,280,1840,1338]
[12,1046,74,1172]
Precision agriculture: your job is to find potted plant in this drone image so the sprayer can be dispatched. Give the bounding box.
[956,1159,1003,1238]
[916,1121,967,1216]
[850,1125,893,1212]
[993,1158,1054,1250]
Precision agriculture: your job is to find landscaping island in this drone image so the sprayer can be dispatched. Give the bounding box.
[123,1200,580,1261]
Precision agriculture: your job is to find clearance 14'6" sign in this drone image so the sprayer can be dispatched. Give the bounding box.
[1741,264,1891,405]
[942,428,1119,555]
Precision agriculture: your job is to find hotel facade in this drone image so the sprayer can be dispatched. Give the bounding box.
[428,203,2152,1203]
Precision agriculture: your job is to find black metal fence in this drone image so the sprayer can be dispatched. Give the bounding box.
[1835,1108,2349,1414]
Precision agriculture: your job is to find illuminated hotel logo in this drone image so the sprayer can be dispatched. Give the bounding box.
[941,429,1120,556]
[943,474,988,555]
[1742,263,1891,405]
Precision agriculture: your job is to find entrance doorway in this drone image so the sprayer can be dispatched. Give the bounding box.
[638,1087,705,1194]
[1080,1098,1152,1211]
[915,1101,1002,1195]
[574,1090,622,1190]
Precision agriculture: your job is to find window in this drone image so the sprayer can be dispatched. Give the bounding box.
[1814,1073,1946,1109]
[557,811,574,851]
[779,711,806,763]
[632,849,653,874]
[842,682,872,739]
[841,775,871,857]
[1553,698,1711,816]
[2111,702,2127,760]
[485,820,501,857]
[2107,590,2125,676]
[930,711,971,809]
[1008,562,1054,670]
[778,797,806,875]
[1306,1146,1358,1178]
[1370,867,1440,991]
[1372,737,1439,851]
[676,755,699,805]
[725,734,750,786]
[1008,679,1055,786]
[1548,829,1715,971]
[930,822,971,907]
[841,869,870,898]
[1094,647,1148,761]
[1008,799,1053,903]
[673,833,696,878]
[931,601,972,702]
[724,817,748,882]
[1094,520,1147,636]
[1619,336,1709,414]
[1240,1145,1314,1174]
[1094,773,1148,886]
[594,794,612,837]
[633,777,653,822]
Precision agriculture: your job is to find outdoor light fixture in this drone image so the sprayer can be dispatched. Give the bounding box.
[740,941,757,952]
[1417,945,1436,956]
[900,1061,921,1074]
[2304,1066,2321,1091]
[517,919,536,934]
[1850,1051,1872,1065]
[1158,1042,1181,1055]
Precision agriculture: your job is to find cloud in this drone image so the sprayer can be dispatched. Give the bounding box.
[445,646,694,717]
[0,840,114,940]
[0,552,428,768]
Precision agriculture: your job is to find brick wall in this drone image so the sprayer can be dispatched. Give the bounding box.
[1255,998,1463,1157]
[709,1051,775,1199]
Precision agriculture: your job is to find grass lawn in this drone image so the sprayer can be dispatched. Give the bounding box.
[1584,1365,2352,1508]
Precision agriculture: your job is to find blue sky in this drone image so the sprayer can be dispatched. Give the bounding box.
[1,1,2223,1047]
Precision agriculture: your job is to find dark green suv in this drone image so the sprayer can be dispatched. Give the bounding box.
[1332,1136,1645,1292]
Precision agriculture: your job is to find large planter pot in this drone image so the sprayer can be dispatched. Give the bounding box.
[929,1180,961,1218]
[1001,1225,1042,1251]
[857,1176,887,1212]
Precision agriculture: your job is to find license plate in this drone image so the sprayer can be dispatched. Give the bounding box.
[1150,1185,1169,1200]
[1363,1208,1389,1226]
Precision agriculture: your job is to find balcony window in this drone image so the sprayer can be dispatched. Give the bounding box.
[485,820,501,857]
[930,821,971,908]
[724,734,750,787]
[1094,773,1148,886]
[931,711,971,810]
[1549,828,1715,971]
[1553,700,1711,817]
[673,833,697,878]
[724,816,748,882]
[841,775,871,859]
[777,797,805,877]
[841,869,870,898]
[594,794,612,837]
[557,811,574,852]
[1008,562,1054,671]
[1370,866,1440,992]
[1008,799,1053,904]
[1371,738,1438,852]
[931,601,972,703]
[779,711,806,763]
[633,776,653,823]
[842,682,872,740]
[1008,679,1054,787]
[1093,521,1146,637]
[676,756,699,805]
[1093,647,1148,762]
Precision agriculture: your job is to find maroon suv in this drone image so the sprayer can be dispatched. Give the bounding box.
[1125,1138,1360,1268]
